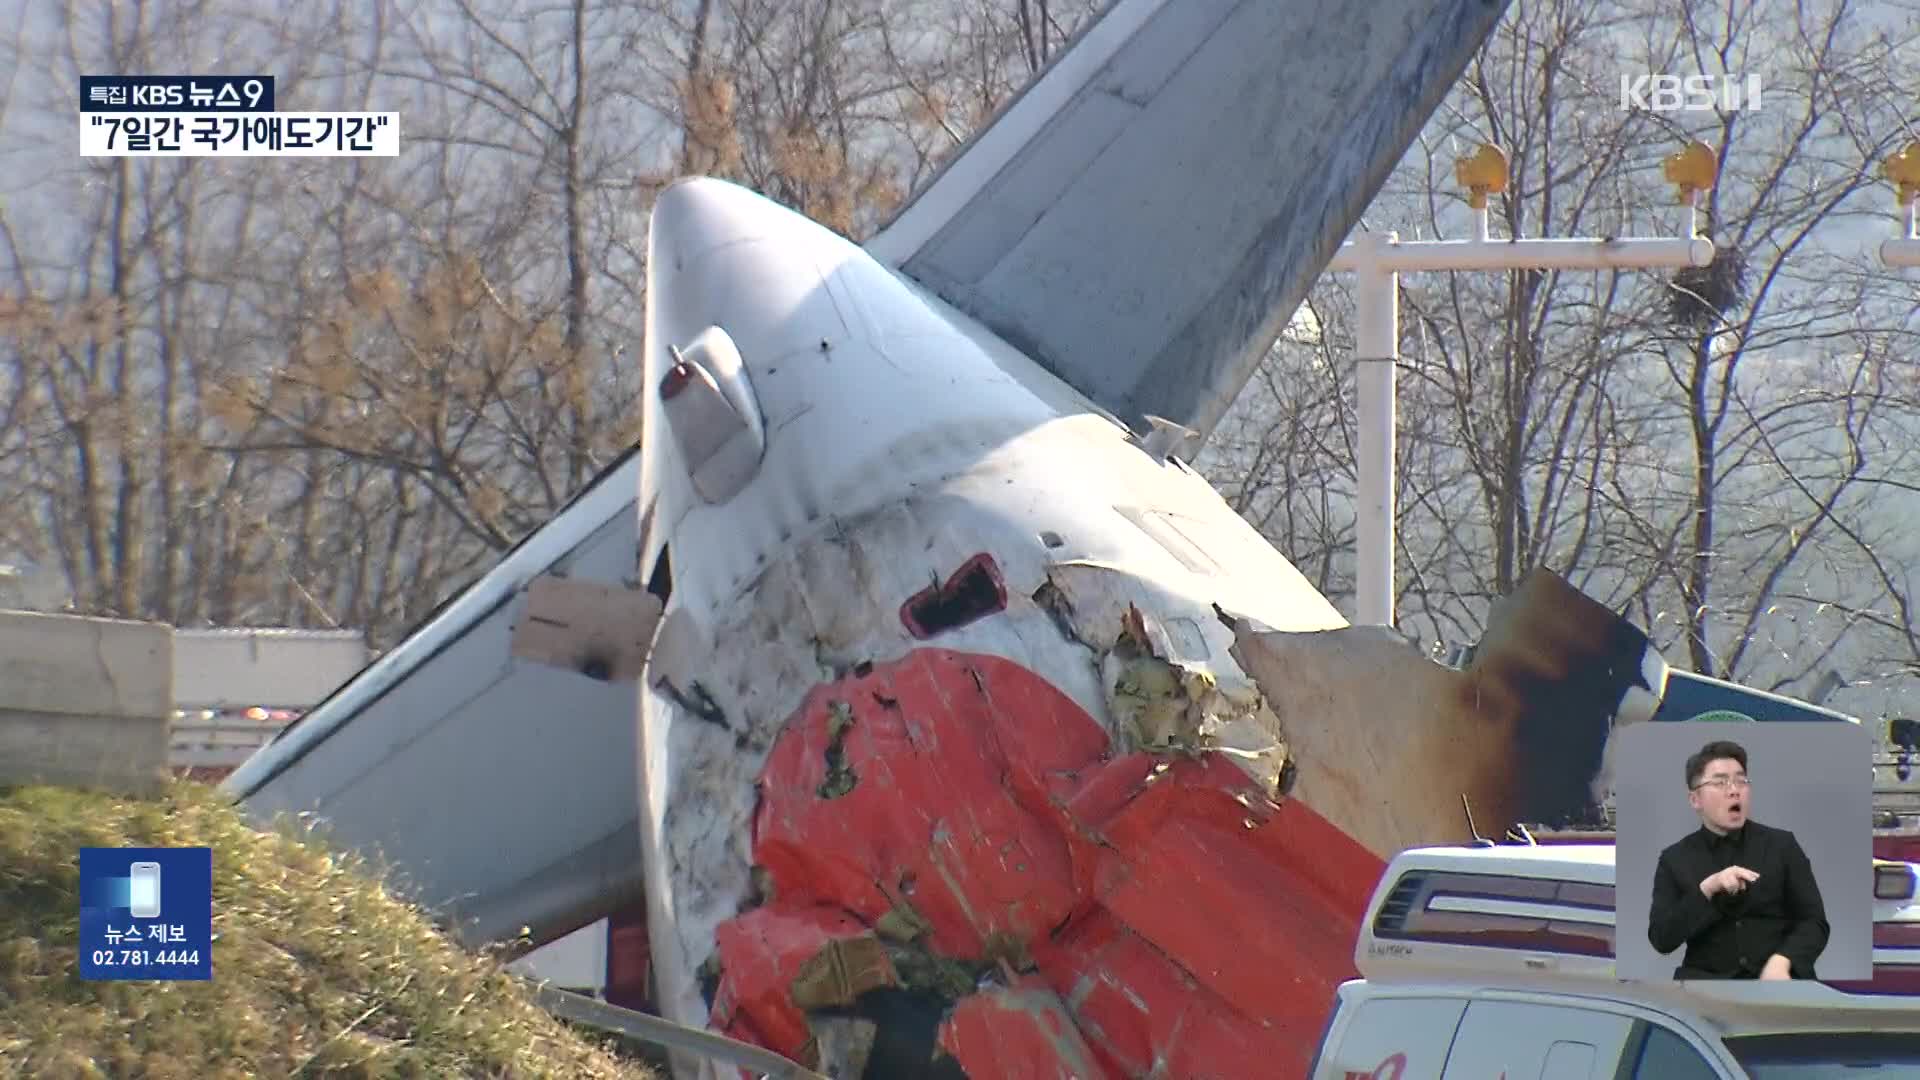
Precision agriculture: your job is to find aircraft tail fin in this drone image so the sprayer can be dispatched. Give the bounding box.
[867,0,1513,442]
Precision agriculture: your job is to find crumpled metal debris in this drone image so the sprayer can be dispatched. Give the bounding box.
[714,648,1377,1078]
[1221,566,1661,857]
[790,932,897,1010]
[1032,563,1293,801]
[1102,603,1291,799]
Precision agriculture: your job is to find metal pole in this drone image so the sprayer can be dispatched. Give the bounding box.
[532,985,831,1080]
[1884,201,1920,267]
[1312,140,1720,629]
[1353,231,1400,629]
[1331,236,1711,274]
[1885,238,1920,267]
[1324,226,1714,630]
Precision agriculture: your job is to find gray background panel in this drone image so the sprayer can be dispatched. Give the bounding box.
[1614,720,1874,981]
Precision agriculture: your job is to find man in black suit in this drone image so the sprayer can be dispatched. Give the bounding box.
[1647,738,1829,979]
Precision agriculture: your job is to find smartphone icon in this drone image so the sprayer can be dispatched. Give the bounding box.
[128,862,162,919]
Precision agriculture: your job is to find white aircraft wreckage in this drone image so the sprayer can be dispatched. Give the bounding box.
[209,0,1750,1074]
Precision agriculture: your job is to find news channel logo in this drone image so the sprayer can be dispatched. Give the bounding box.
[76,74,399,158]
[1619,73,1763,113]
[80,75,274,112]
[78,846,213,981]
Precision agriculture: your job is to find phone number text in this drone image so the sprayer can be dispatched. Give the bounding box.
[89,948,202,966]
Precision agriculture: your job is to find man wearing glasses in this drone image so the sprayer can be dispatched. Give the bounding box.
[1646,738,1830,979]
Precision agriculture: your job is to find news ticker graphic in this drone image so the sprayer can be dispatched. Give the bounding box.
[78,75,398,158]
[78,846,213,980]
[81,75,274,112]
[82,114,399,157]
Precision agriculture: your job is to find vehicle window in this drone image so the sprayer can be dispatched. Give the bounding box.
[1724,1032,1920,1078]
[1441,1001,1634,1079]
[1631,1026,1721,1080]
[1543,1041,1596,1077]
[1324,997,1467,1080]
[1306,994,1343,1079]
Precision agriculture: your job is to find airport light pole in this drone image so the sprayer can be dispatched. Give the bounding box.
[1325,140,1720,629]
[1881,141,1920,269]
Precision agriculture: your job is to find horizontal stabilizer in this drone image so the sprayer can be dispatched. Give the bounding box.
[223,451,652,953]
[867,0,1513,441]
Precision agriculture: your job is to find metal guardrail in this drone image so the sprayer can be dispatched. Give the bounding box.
[531,985,831,1080]
[169,719,288,767]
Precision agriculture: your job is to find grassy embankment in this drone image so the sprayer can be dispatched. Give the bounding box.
[0,780,659,1079]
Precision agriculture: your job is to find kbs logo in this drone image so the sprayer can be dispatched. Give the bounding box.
[1619,74,1763,113]
[132,85,184,108]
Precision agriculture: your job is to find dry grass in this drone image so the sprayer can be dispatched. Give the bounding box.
[0,780,658,1079]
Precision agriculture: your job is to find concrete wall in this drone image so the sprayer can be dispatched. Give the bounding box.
[169,628,374,771]
[173,628,370,710]
[0,609,173,795]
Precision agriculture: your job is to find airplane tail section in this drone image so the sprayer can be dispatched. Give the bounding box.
[866,0,1514,442]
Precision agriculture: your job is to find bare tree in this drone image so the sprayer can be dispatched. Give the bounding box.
[0,0,1108,647]
[0,0,647,640]
[1592,0,1920,689]
[1202,0,1920,716]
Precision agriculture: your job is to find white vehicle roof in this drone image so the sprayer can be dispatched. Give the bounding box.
[1353,842,1920,1035]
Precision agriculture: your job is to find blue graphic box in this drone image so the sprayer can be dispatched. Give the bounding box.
[78,846,213,980]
